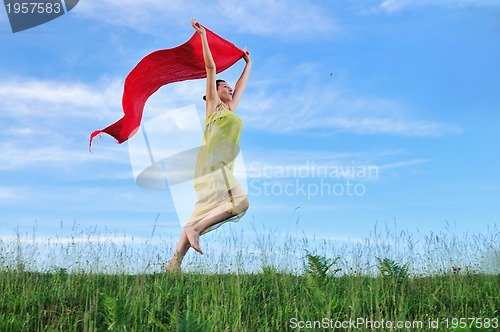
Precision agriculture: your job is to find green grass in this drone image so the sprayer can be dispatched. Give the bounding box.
[0,223,499,331]
[0,266,498,331]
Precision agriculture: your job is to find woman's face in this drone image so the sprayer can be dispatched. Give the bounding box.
[217,82,233,102]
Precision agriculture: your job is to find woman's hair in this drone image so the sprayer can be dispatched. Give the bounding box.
[203,80,226,100]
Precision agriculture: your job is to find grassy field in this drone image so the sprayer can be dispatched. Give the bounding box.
[0,262,498,331]
[0,224,498,331]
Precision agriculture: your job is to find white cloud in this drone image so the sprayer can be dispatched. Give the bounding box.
[379,0,430,12]
[245,148,423,180]
[75,0,335,38]
[373,0,500,13]
[0,140,126,172]
[5,127,38,137]
[318,116,460,137]
[378,159,428,170]
[240,78,460,137]
[0,78,122,120]
[75,0,191,34]
[0,187,19,200]
[0,77,126,173]
[215,0,336,37]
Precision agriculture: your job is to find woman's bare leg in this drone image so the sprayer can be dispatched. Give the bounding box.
[165,208,231,271]
[165,231,190,272]
[167,189,249,271]
[165,207,234,271]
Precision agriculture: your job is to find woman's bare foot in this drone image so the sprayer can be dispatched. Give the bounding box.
[184,226,203,254]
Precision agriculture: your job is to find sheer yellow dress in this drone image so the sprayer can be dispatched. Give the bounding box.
[186,103,248,234]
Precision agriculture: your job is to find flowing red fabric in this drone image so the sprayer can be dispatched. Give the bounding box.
[89,26,244,150]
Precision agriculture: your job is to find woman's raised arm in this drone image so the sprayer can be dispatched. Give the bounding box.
[229,49,252,111]
[191,19,218,114]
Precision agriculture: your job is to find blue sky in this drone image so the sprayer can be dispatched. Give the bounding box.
[1,0,499,251]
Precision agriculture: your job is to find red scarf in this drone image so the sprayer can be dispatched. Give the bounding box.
[89,26,244,150]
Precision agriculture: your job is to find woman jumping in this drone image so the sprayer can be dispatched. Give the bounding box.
[165,19,252,272]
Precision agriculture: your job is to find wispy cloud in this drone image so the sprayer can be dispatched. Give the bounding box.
[0,77,128,175]
[317,116,460,137]
[372,0,500,13]
[0,140,124,172]
[0,187,19,201]
[378,159,428,171]
[75,0,336,38]
[215,0,336,38]
[0,78,122,120]
[240,76,461,137]
[75,0,191,35]
[245,148,425,179]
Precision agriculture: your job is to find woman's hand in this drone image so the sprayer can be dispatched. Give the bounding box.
[242,48,251,63]
[191,18,206,35]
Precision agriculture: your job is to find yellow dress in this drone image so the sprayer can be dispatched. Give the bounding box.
[187,103,248,234]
